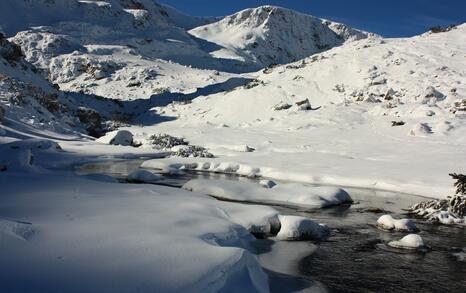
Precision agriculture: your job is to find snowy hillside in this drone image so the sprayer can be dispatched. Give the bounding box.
[133,24,466,197]
[1,1,465,292]
[190,6,376,67]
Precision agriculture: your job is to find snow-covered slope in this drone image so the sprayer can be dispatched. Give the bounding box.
[167,24,466,126]
[189,6,376,67]
[0,33,123,138]
[130,24,466,197]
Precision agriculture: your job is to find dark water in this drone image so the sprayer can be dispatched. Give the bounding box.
[76,160,466,293]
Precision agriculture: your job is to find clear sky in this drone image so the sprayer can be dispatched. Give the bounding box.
[161,0,466,37]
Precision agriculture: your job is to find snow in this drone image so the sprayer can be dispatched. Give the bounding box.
[0,1,465,291]
[388,234,425,250]
[275,215,329,241]
[376,215,417,231]
[182,178,352,208]
[189,6,374,68]
[0,171,276,292]
[96,129,134,146]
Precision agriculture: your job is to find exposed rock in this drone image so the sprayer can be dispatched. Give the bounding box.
[0,37,24,62]
[76,107,102,137]
[409,123,432,136]
[295,98,313,110]
[273,102,292,111]
[0,105,4,124]
[391,121,405,127]
[260,179,277,188]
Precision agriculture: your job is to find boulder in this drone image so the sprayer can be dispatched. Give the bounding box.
[276,215,330,241]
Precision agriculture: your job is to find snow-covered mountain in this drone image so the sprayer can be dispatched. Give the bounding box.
[0,32,124,138]
[189,6,376,67]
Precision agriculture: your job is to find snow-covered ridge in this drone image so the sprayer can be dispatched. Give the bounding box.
[189,5,376,67]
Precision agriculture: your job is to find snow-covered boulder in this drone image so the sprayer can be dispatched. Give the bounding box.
[388,234,426,250]
[127,169,161,183]
[260,179,277,188]
[97,130,134,146]
[276,215,329,241]
[377,215,417,231]
[409,123,432,137]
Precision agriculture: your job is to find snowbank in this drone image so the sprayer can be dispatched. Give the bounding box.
[0,139,62,171]
[376,215,417,231]
[0,172,274,292]
[182,179,352,208]
[276,215,329,241]
[388,234,426,250]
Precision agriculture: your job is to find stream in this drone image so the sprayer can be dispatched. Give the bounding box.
[76,159,466,293]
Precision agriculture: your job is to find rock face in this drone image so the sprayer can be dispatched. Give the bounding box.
[76,107,102,137]
[0,33,24,62]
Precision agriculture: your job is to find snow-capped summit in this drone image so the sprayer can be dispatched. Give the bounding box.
[189,6,376,67]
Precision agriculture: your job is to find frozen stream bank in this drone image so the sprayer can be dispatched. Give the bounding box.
[77,159,466,293]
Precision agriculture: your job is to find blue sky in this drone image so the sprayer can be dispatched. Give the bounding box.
[161,0,466,37]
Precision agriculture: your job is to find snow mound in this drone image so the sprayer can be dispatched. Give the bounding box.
[260,179,277,188]
[0,219,35,241]
[388,234,425,250]
[127,169,161,183]
[0,139,62,171]
[276,215,329,241]
[97,130,134,146]
[409,123,432,137]
[377,215,417,231]
[182,179,352,208]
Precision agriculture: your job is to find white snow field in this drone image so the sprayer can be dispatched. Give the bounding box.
[0,0,466,292]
